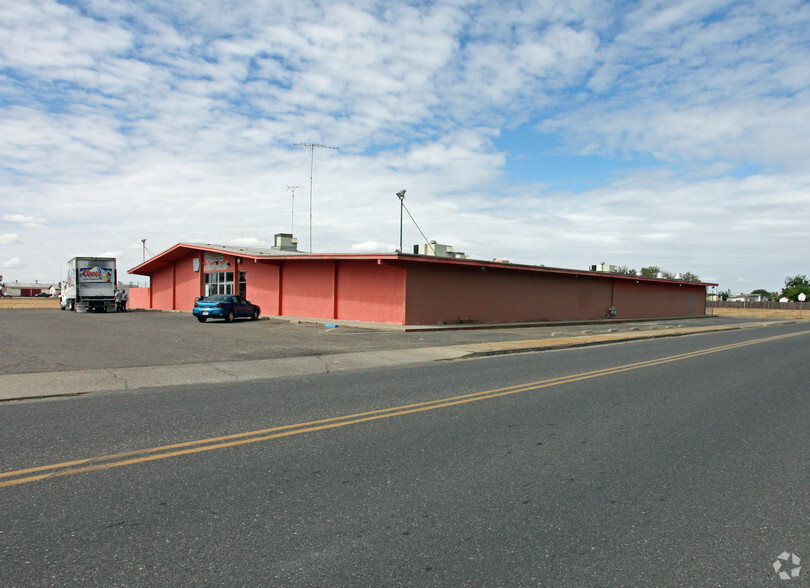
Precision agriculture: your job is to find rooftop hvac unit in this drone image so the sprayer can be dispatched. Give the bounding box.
[590,263,620,273]
[413,241,468,259]
[273,233,299,251]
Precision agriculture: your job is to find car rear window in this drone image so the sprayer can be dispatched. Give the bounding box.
[203,295,228,302]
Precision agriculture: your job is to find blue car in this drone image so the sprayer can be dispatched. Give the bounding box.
[193,294,261,323]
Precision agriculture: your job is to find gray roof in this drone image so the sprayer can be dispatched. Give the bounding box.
[3,282,56,289]
[183,242,305,256]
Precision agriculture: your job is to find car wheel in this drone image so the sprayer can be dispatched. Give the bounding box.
[251,309,259,320]
[197,316,207,323]
[225,310,234,323]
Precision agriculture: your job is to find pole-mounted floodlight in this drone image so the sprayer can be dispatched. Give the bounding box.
[396,189,406,253]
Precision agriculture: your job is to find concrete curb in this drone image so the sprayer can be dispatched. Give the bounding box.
[0,320,794,402]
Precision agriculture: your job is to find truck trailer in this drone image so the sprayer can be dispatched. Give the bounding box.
[61,257,117,312]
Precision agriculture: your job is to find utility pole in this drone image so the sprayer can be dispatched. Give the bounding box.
[294,143,338,252]
[284,185,304,235]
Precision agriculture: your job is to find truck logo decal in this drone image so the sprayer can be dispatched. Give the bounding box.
[79,267,114,282]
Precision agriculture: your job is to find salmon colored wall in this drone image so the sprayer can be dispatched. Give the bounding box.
[129,287,151,309]
[336,261,406,324]
[150,264,175,310]
[280,260,337,318]
[143,253,205,311]
[612,279,705,318]
[246,261,280,315]
[175,253,204,311]
[404,264,614,324]
[403,263,705,325]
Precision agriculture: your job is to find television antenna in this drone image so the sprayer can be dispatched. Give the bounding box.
[284,185,304,235]
[294,142,339,252]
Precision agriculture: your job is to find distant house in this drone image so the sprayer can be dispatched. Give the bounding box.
[727,292,768,303]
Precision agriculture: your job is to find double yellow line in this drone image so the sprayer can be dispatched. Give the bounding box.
[2,329,807,489]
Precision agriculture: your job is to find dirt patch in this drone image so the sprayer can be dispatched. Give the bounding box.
[711,307,808,319]
[0,298,61,310]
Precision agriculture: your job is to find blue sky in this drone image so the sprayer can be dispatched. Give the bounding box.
[1,0,809,293]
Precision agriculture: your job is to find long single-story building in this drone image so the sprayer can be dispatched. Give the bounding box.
[1,281,56,297]
[128,235,715,326]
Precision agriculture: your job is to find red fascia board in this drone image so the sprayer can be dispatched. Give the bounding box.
[129,243,270,276]
[384,255,717,287]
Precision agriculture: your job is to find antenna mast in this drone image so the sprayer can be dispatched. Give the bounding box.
[284,185,304,235]
[294,142,339,252]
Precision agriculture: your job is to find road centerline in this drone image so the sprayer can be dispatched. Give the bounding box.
[2,328,808,489]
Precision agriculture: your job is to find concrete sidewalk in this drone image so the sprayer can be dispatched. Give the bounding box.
[0,319,791,402]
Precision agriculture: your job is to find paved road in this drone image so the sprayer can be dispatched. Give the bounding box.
[2,322,809,585]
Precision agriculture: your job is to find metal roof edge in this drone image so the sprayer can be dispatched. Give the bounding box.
[128,244,716,287]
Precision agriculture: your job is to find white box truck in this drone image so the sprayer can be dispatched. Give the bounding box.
[61,257,117,312]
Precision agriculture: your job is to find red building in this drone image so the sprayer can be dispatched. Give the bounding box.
[128,236,714,326]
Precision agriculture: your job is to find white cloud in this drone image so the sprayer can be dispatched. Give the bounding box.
[351,241,394,253]
[0,233,22,245]
[550,0,810,171]
[1,257,23,269]
[2,214,46,229]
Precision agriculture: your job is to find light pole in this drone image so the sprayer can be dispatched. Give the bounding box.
[396,189,406,253]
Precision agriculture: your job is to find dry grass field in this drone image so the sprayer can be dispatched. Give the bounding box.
[710,307,808,319]
[0,297,61,310]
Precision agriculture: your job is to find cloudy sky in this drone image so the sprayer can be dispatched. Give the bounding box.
[2,0,809,292]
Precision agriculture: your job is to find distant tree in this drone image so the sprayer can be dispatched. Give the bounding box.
[750,288,775,301]
[718,289,731,301]
[639,266,661,278]
[640,266,696,280]
[616,265,637,276]
[780,275,810,301]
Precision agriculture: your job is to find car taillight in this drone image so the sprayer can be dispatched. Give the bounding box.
[215,302,225,308]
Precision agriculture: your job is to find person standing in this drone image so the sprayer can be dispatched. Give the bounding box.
[114,288,123,312]
[121,288,128,312]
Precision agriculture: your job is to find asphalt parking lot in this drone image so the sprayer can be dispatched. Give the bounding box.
[1,308,762,376]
